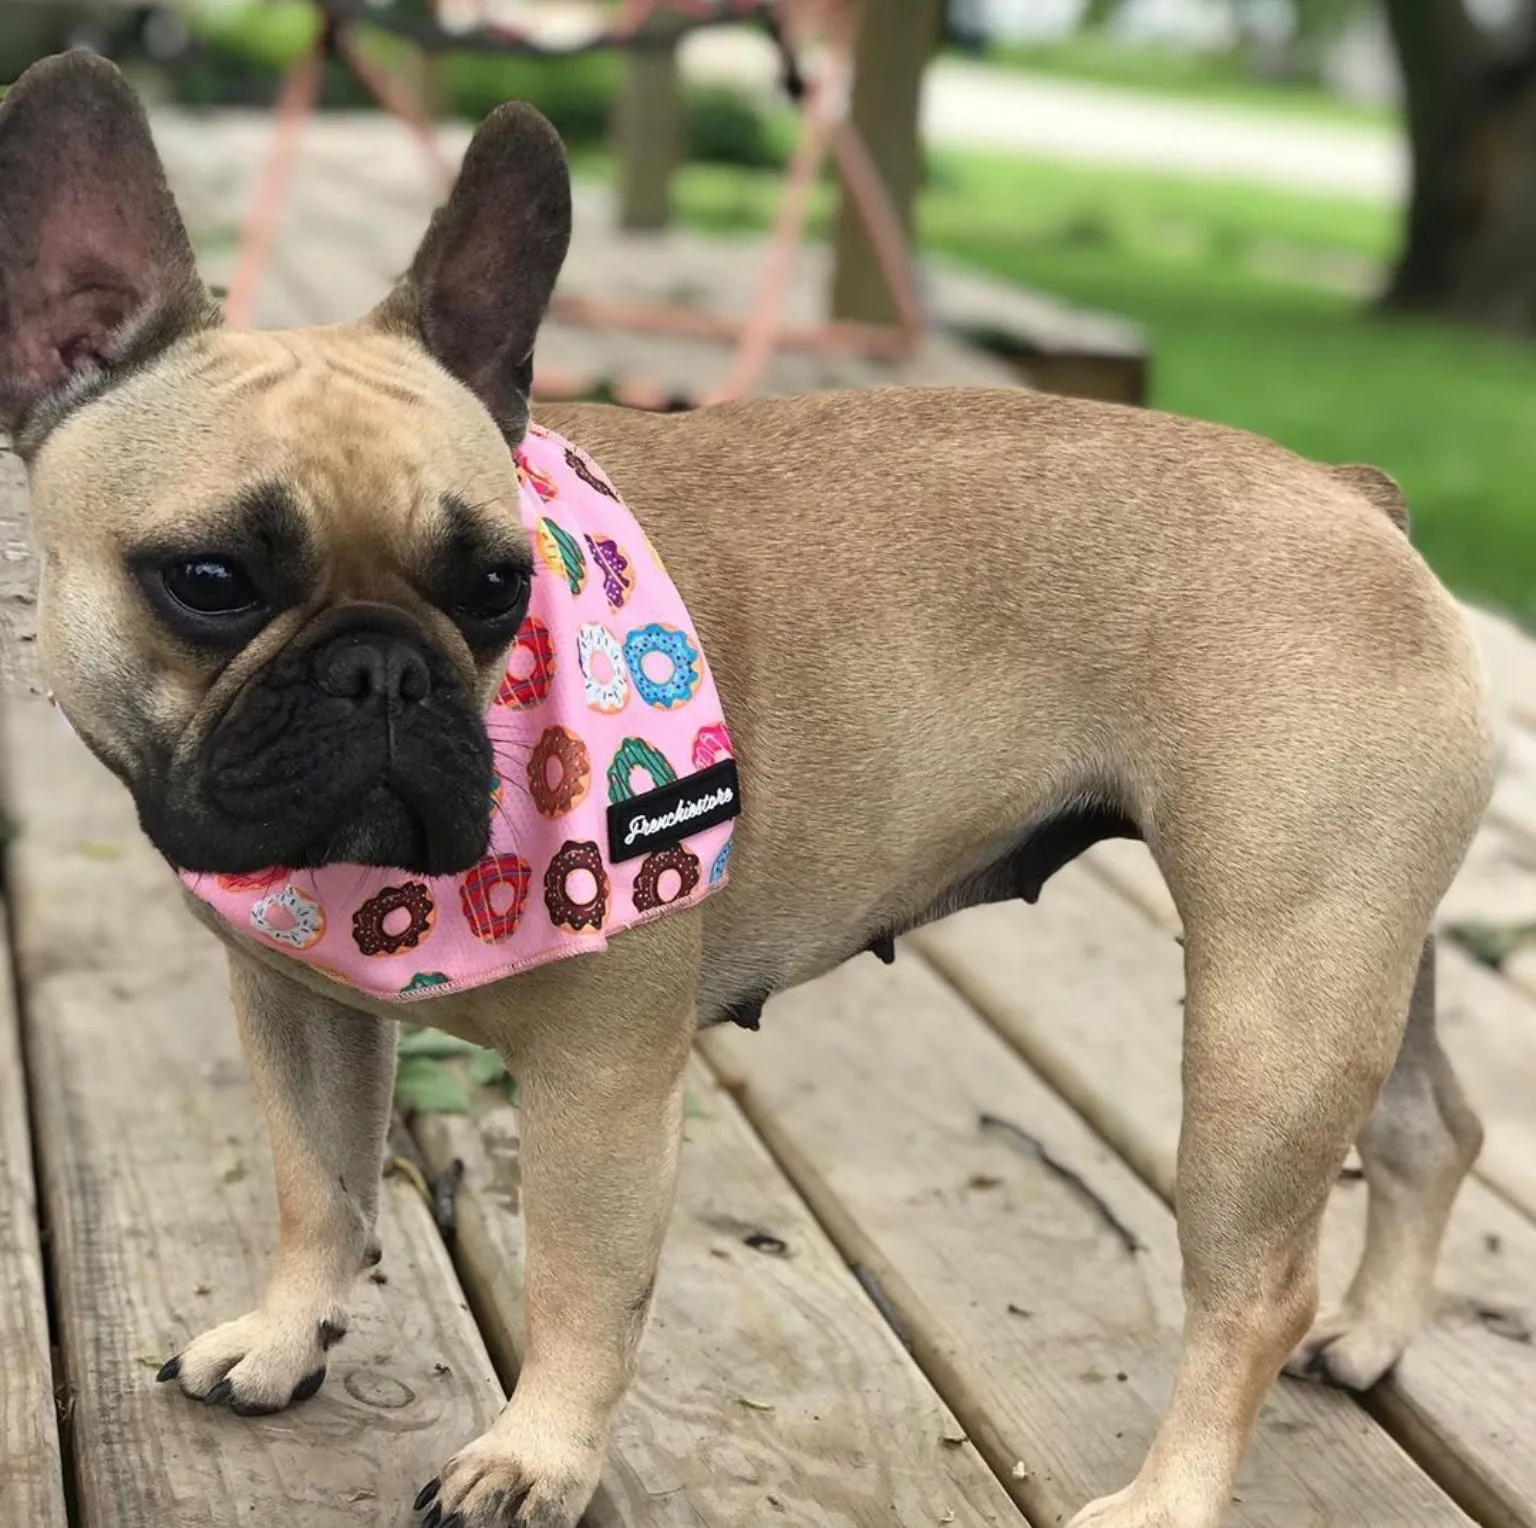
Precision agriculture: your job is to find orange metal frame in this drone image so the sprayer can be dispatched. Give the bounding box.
[221,0,925,408]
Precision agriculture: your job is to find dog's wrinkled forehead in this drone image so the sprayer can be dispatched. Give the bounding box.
[34,322,522,584]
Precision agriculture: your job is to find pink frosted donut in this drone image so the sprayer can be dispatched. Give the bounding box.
[691,722,734,772]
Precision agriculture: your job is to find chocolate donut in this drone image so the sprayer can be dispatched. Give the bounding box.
[527,725,592,818]
[544,840,608,932]
[631,846,701,913]
[351,881,435,957]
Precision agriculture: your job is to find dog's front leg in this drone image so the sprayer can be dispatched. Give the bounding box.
[417,923,697,1528]
[158,954,395,1413]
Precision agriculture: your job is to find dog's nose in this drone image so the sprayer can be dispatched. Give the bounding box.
[314,632,432,705]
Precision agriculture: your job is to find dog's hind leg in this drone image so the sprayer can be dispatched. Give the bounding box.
[1285,934,1483,1389]
[1070,894,1427,1528]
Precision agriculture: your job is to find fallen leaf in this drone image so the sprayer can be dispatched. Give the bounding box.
[398,1027,481,1060]
[468,1047,509,1087]
[76,839,124,860]
[1449,919,1536,969]
[736,1396,775,1412]
[394,1056,471,1115]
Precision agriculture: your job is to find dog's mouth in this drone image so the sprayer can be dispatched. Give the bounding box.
[284,782,485,875]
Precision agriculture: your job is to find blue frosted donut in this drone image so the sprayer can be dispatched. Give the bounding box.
[623,623,701,710]
[710,841,732,885]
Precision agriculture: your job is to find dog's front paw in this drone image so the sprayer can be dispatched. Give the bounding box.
[414,1411,605,1528]
[157,1305,347,1416]
[1068,1483,1218,1528]
[1283,1306,1409,1391]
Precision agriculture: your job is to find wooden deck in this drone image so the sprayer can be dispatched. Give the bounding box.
[3,109,1536,1528]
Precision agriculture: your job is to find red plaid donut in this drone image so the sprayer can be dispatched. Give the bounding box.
[497,616,556,709]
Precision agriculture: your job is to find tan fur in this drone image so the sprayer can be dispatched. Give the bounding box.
[4,57,1499,1528]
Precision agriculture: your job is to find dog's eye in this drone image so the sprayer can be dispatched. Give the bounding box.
[161,557,263,617]
[458,565,530,624]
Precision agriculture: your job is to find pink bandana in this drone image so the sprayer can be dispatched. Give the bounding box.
[180,424,739,1002]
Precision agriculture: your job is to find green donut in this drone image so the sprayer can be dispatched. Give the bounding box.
[537,518,586,596]
[607,738,677,804]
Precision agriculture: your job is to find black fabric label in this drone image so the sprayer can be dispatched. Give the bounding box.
[607,759,741,863]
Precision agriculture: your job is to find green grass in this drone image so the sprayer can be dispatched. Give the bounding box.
[663,150,1536,624]
[964,33,1393,130]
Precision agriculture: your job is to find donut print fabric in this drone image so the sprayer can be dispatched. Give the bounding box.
[179,423,739,1002]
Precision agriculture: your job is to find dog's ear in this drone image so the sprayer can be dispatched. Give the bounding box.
[0,51,218,446]
[370,102,572,441]
[1329,463,1409,534]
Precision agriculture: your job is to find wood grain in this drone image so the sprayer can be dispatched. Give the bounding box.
[414,1060,1026,1528]
[5,699,505,1527]
[701,955,1467,1528]
[914,847,1536,1528]
[0,893,70,1528]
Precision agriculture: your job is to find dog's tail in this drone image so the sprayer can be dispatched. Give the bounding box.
[1328,463,1410,535]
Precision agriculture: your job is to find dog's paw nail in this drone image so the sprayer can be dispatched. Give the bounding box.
[421,1505,443,1528]
[439,1515,465,1528]
[204,1378,235,1407]
[156,1355,182,1383]
[1303,1346,1331,1377]
[290,1365,327,1404]
[414,1479,441,1512]
[318,1319,347,1351]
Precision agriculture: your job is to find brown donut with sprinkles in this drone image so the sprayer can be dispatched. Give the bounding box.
[544,840,608,931]
[527,725,591,818]
[631,846,701,913]
[352,881,435,956]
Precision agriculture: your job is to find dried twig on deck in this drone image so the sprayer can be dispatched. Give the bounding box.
[978,1113,1142,1255]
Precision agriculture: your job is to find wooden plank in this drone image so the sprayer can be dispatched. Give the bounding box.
[1080,840,1536,1222]
[0,891,70,1528]
[701,957,1469,1528]
[1437,815,1536,929]
[4,698,505,1527]
[915,851,1536,1528]
[1464,605,1536,735]
[413,1060,1025,1528]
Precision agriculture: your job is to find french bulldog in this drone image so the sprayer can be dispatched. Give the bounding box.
[0,51,1498,1528]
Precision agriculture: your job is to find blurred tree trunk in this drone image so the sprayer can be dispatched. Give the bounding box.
[829,0,944,325]
[614,11,686,232]
[1380,0,1536,331]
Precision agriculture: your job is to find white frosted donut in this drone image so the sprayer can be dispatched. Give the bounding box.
[250,884,326,951]
[577,622,629,713]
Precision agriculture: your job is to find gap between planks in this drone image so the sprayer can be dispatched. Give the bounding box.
[910,846,1536,1528]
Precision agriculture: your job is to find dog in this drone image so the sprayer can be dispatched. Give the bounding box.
[0,52,1498,1528]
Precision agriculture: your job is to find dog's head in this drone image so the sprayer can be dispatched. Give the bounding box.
[0,52,572,875]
